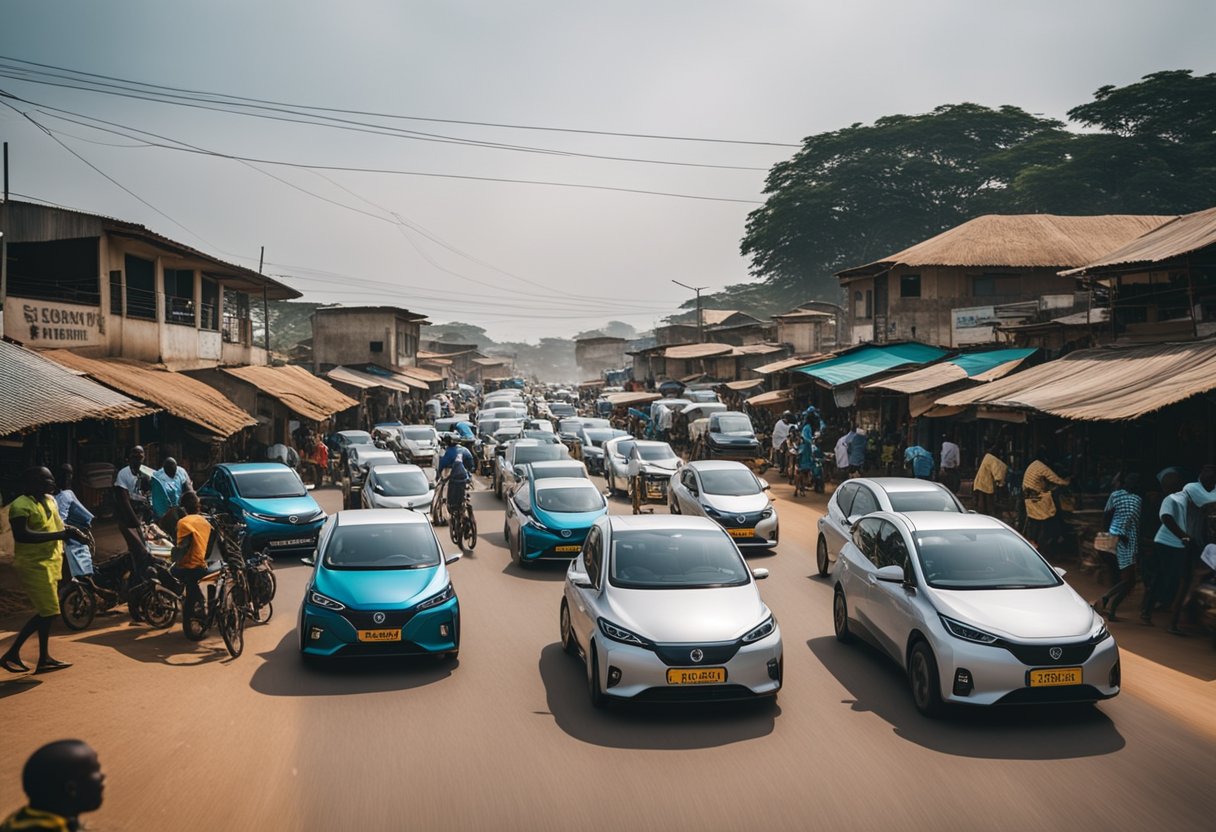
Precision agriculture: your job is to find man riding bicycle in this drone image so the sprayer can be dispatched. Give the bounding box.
[434,436,475,524]
[170,492,213,619]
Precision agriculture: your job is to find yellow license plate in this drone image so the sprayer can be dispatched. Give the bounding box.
[554,544,581,552]
[666,667,727,685]
[1028,667,1082,687]
[728,528,753,538]
[357,629,401,643]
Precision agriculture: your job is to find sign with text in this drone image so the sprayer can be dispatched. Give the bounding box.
[11,298,107,347]
[951,305,996,346]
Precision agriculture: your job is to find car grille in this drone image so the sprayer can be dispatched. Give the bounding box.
[630,684,760,703]
[341,608,418,629]
[652,642,742,667]
[997,640,1097,666]
[713,510,766,529]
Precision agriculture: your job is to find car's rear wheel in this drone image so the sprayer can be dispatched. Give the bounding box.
[587,643,606,709]
[816,536,830,577]
[833,588,853,643]
[909,640,944,718]
[560,599,578,656]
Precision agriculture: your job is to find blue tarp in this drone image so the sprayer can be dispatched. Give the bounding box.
[797,343,948,387]
[949,348,1037,377]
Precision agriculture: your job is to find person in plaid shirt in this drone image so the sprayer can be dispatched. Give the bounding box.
[1094,474,1143,621]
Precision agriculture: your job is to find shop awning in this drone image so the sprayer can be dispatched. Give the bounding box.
[1,342,158,435]
[797,343,948,387]
[326,366,421,394]
[579,379,606,389]
[223,364,358,422]
[723,378,765,391]
[754,354,828,375]
[866,348,1037,394]
[396,366,444,385]
[936,340,1216,421]
[43,350,254,437]
[746,389,792,408]
[664,343,734,360]
[604,391,661,407]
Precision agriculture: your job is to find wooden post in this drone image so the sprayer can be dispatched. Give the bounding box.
[259,246,270,357]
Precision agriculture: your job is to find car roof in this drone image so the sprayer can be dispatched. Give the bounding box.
[338,429,371,436]
[686,460,753,472]
[633,440,673,449]
[334,508,431,527]
[856,477,953,494]
[219,462,294,473]
[895,511,1009,532]
[528,460,585,472]
[607,514,720,532]
[368,464,426,475]
[533,476,598,491]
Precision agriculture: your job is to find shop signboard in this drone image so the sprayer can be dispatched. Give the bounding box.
[951,305,996,346]
[10,297,106,347]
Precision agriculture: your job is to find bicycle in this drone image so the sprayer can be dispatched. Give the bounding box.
[180,516,247,657]
[449,489,478,552]
[211,513,276,624]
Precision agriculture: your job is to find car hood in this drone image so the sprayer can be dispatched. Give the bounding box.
[642,458,679,473]
[238,495,322,518]
[929,583,1094,641]
[710,432,758,443]
[533,506,607,531]
[702,492,770,514]
[402,439,436,452]
[605,584,766,643]
[368,492,434,510]
[315,565,445,609]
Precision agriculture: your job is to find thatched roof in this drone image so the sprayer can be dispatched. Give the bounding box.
[1061,205,1216,276]
[837,214,1171,279]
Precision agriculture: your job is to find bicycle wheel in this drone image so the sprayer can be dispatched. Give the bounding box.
[182,596,208,641]
[449,512,463,548]
[142,586,179,629]
[217,586,246,658]
[463,505,478,550]
[60,583,97,631]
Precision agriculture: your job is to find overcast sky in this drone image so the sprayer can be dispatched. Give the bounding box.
[1,0,1213,341]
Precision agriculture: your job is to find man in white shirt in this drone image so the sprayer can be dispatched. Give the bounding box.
[113,445,149,524]
[771,411,792,465]
[939,434,961,493]
[834,431,852,483]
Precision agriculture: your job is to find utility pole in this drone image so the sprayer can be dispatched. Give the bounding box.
[1,142,8,340]
[671,279,708,342]
[259,245,270,359]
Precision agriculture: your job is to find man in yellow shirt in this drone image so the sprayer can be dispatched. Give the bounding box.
[972,444,1008,516]
[171,492,214,619]
[1022,447,1070,551]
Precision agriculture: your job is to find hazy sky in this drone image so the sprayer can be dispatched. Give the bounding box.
[1,1,1212,341]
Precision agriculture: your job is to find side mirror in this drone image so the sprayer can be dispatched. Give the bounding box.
[299,555,316,566]
[572,577,594,589]
[445,552,463,565]
[514,465,525,477]
[373,484,385,494]
[1053,566,1067,577]
[759,479,772,491]
[751,568,770,580]
[875,565,905,583]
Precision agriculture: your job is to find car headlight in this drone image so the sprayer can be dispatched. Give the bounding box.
[416,583,454,610]
[244,509,279,522]
[1089,611,1110,643]
[598,617,651,647]
[741,616,775,643]
[701,504,721,518]
[760,508,774,519]
[940,615,998,644]
[308,590,346,611]
[524,515,552,533]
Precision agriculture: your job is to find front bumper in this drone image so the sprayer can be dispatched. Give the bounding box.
[706,512,777,550]
[300,596,460,657]
[520,525,588,561]
[248,520,324,555]
[595,626,782,702]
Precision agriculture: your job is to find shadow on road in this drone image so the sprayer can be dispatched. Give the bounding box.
[249,631,456,697]
[537,642,778,749]
[0,678,42,698]
[76,624,232,667]
[502,561,566,582]
[807,636,1125,759]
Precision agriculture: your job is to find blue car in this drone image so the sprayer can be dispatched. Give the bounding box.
[503,476,608,568]
[299,510,461,661]
[198,462,326,555]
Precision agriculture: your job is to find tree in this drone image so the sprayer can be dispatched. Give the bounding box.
[424,321,493,349]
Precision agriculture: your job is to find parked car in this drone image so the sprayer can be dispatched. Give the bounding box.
[199,462,326,555]
[495,440,572,498]
[360,464,435,511]
[816,477,964,577]
[602,437,680,496]
[298,510,461,662]
[560,515,781,706]
[504,477,608,567]
[669,461,777,551]
[832,511,1119,715]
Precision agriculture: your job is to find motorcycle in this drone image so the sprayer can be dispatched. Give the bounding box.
[59,525,180,632]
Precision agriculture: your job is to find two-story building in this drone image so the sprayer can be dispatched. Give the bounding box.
[574,334,627,379]
[311,305,428,375]
[834,214,1170,348]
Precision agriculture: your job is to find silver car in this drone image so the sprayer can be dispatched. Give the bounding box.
[560,515,782,706]
[832,511,1119,716]
[669,461,778,551]
[602,438,679,496]
[360,464,435,511]
[816,477,963,577]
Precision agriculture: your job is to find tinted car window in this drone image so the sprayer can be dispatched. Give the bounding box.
[513,445,570,466]
[638,445,675,461]
[584,528,603,587]
[614,440,636,458]
[852,518,883,564]
[876,521,910,569]
[609,529,749,589]
[887,489,961,513]
[713,415,753,434]
[400,428,435,441]
[372,470,430,496]
[834,482,858,516]
[535,487,605,513]
[231,469,306,499]
[914,529,1062,590]
[849,487,880,518]
[699,469,762,496]
[323,523,440,570]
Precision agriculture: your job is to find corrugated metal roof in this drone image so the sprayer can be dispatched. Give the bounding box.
[0,342,157,435]
[724,378,765,391]
[936,339,1216,421]
[753,354,829,375]
[326,366,420,393]
[798,343,948,387]
[730,344,785,356]
[604,391,661,407]
[1062,206,1216,275]
[746,389,792,408]
[866,349,1036,394]
[222,364,358,422]
[664,343,734,360]
[42,350,253,437]
[396,366,444,384]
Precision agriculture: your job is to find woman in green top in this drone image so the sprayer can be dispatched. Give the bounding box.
[2,467,87,674]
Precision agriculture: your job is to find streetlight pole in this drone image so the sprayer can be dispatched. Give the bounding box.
[671,280,708,342]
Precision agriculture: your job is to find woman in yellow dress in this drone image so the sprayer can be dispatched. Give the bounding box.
[2,467,87,674]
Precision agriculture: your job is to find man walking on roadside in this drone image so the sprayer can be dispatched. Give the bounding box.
[939,434,961,493]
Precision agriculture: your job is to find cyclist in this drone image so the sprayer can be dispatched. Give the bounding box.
[170,492,213,620]
[434,436,475,524]
[445,445,473,528]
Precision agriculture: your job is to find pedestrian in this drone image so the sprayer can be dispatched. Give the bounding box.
[772,411,793,469]
[847,428,867,478]
[1,467,88,674]
[0,739,105,831]
[939,434,961,493]
[904,444,935,480]
[112,445,150,525]
[656,404,674,443]
[53,465,95,580]
[1160,464,1216,633]
[1022,447,1070,553]
[972,445,1008,516]
[833,430,851,483]
[1094,473,1143,621]
[150,456,192,520]
[796,421,824,497]
[1142,475,1194,632]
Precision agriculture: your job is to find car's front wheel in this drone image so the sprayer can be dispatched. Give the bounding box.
[560,598,578,657]
[909,640,944,718]
[587,643,606,709]
[816,536,830,577]
[833,588,853,643]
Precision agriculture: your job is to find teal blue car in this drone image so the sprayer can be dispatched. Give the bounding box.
[299,510,461,661]
[198,462,326,555]
[503,476,607,568]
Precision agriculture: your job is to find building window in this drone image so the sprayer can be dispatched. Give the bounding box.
[200,277,219,331]
[900,274,921,298]
[163,268,195,326]
[109,270,123,316]
[369,340,384,353]
[6,238,101,305]
[854,290,869,320]
[972,273,1021,297]
[223,290,250,344]
[865,289,873,320]
[124,255,156,320]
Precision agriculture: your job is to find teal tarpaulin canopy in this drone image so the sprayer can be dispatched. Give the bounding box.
[796,343,948,387]
[949,348,1037,377]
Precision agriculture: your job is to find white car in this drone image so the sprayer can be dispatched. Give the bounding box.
[816,477,964,577]
[833,511,1119,715]
[602,437,680,496]
[346,445,398,485]
[361,464,435,510]
[561,514,782,706]
[669,461,777,551]
[388,425,441,466]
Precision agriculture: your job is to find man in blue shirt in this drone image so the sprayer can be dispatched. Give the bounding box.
[454,421,476,441]
[847,428,868,476]
[151,457,192,519]
[437,436,475,477]
[904,445,935,479]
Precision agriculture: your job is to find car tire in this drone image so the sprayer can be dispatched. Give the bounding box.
[560,599,578,657]
[833,587,853,644]
[816,536,830,577]
[509,527,524,567]
[669,495,681,514]
[588,643,606,709]
[909,640,945,718]
[495,475,503,500]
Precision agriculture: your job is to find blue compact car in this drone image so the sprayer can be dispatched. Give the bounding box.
[198,462,326,555]
[299,510,461,661]
[503,476,608,567]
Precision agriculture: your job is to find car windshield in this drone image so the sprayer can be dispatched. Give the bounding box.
[530,465,582,480]
[699,469,761,496]
[514,445,569,465]
[581,418,610,429]
[914,529,1062,590]
[231,470,307,499]
[323,523,441,570]
[558,419,582,434]
[550,404,576,416]
[888,490,961,512]
[341,432,373,445]
[373,470,431,496]
[535,486,604,513]
[609,529,749,589]
[638,445,675,461]
[584,430,617,445]
[714,416,753,433]
[400,428,435,441]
